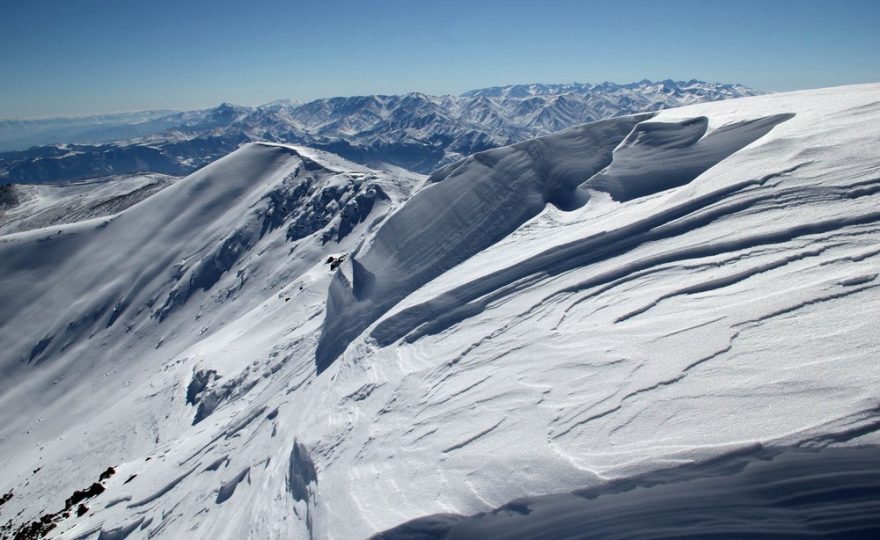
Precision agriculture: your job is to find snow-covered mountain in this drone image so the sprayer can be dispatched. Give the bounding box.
[0,80,760,183]
[461,79,756,99]
[1,84,879,539]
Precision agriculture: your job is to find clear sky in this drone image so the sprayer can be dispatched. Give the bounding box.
[1,0,878,118]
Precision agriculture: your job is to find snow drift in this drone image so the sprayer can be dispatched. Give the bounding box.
[317,111,795,371]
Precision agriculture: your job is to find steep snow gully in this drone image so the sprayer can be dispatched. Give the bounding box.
[1,85,879,539]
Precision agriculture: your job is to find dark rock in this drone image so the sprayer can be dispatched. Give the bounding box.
[98,466,116,481]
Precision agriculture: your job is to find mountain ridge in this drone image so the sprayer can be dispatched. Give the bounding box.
[0,80,761,183]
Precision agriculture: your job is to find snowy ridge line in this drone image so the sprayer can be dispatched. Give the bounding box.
[581,113,794,201]
[315,114,652,370]
[318,112,792,370]
[370,158,810,349]
[372,194,880,439]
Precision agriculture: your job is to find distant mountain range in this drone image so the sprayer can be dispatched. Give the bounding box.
[0,80,761,183]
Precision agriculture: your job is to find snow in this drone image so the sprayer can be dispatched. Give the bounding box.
[376,445,880,538]
[0,80,759,183]
[1,84,879,539]
[0,173,178,235]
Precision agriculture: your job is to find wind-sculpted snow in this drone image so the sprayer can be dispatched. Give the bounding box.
[374,445,880,539]
[582,113,794,201]
[372,160,825,347]
[315,115,650,370]
[319,111,793,370]
[1,85,879,540]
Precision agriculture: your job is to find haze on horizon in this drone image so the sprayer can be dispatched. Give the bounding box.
[1,0,878,119]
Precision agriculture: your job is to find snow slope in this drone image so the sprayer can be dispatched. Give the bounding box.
[376,445,880,539]
[1,84,879,539]
[0,143,419,537]
[0,174,178,235]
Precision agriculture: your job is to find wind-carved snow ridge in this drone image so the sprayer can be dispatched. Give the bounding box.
[582,113,794,201]
[317,112,793,371]
[315,114,649,370]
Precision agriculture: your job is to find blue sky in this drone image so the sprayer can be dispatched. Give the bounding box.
[1,0,878,118]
